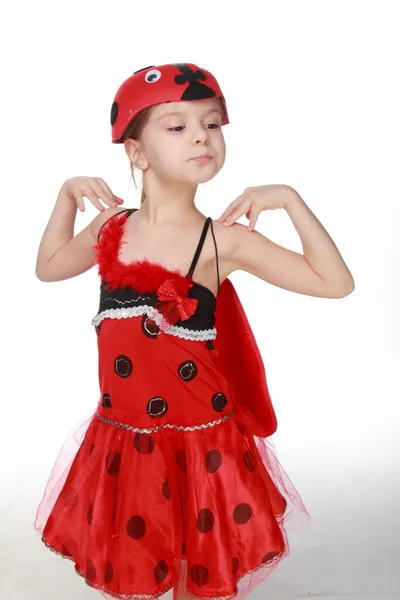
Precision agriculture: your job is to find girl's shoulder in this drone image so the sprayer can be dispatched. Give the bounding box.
[91,206,131,242]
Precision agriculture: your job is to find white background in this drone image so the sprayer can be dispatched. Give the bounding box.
[1,1,399,599]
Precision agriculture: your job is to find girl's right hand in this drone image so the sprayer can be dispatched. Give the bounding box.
[61,176,124,212]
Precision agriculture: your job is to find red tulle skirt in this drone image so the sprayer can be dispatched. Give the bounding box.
[35,405,311,600]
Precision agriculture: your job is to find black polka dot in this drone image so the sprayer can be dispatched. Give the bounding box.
[105,561,114,584]
[141,315,161,338]
[154,560,169,583]
[189,564,209,586]
[243,450,256,471]
[205,339,215,350]
[176,450,186,471]
[110,101,118,126]
[114,355,133,377]
[105,451,121,476]
[177,360,198,381]
[261,551,281,564]
[133,432,155,454]
[211,392,227,412]
[147,396,168,418]
[62,487,79,510]
[87,502,93,525]
[87,559,96,582]
[162,478,170,499]
[126,515,146,539]
[232,557,239,574]
[102,393,112,408]
[205,449,223,473]
[196,508,215,533]
[233,503,252,524]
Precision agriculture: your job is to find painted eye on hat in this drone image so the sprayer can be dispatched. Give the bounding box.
[145,69,162,84]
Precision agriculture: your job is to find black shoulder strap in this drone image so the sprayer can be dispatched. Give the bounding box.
[209,219,221,292]
[185,217,211,278]
[96,208,136,241]
[186,217,221,292]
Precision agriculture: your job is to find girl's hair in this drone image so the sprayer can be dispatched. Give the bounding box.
[120,97,227,206]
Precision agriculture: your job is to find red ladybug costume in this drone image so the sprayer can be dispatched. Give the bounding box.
[35,63,311,600]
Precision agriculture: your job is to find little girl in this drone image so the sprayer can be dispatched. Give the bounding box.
[34,63,354,600]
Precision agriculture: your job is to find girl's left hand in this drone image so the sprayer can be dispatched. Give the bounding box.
[217,184,293,231]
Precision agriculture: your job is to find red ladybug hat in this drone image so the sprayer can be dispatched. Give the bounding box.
[110,62,230,143]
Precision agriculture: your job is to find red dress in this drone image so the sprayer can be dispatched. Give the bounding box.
[35,208,311,600]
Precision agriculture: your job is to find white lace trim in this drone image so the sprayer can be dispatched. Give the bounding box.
[91,305,217,341]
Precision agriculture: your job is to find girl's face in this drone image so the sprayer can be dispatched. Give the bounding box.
[132,98,226,184]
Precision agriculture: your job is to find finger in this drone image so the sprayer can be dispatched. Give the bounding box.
[97,179,124,205]
[91,180,116,207]
[218,193,247,222]
[83,187,109,212]
[223,203,249,226]
[247,206,260,231]
[74,195,85,212]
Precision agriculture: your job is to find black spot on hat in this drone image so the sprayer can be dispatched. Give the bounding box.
[196,508,215,533]
[133,432,155,454]
[176,450,186,471]
[114,355,133,377]
[205,339,215,350]
[105,451,121,476]
[261,551,281,565]
[177,360,198,381]
[147,396,168,418]
[126,515,146,539]
[188,564,209,586]
[154,560,169,583]
[211,392,227,412]
[86,559,96,582]
[62,487,79,510]
[141,315,161,338]
[162,478,170,499]
[110,101,118,126]
[232,556,239,574]
[105,561,114,584]
[243,450,256,472]
[87,502,93,525]
[102,393,112,408]
[233,503,252,525]
[205,449,223,473]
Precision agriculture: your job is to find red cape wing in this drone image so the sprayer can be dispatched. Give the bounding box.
[214,278,277,438]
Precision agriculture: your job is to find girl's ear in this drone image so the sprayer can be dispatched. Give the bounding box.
[124,139,148,171]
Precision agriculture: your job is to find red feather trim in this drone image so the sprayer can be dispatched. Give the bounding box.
[92,210,194,293]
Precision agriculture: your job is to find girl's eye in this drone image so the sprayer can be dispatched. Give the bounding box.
[167,124,221,132]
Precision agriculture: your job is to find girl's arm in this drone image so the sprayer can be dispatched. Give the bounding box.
[224,187,354,299]
[35,182,122,282]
